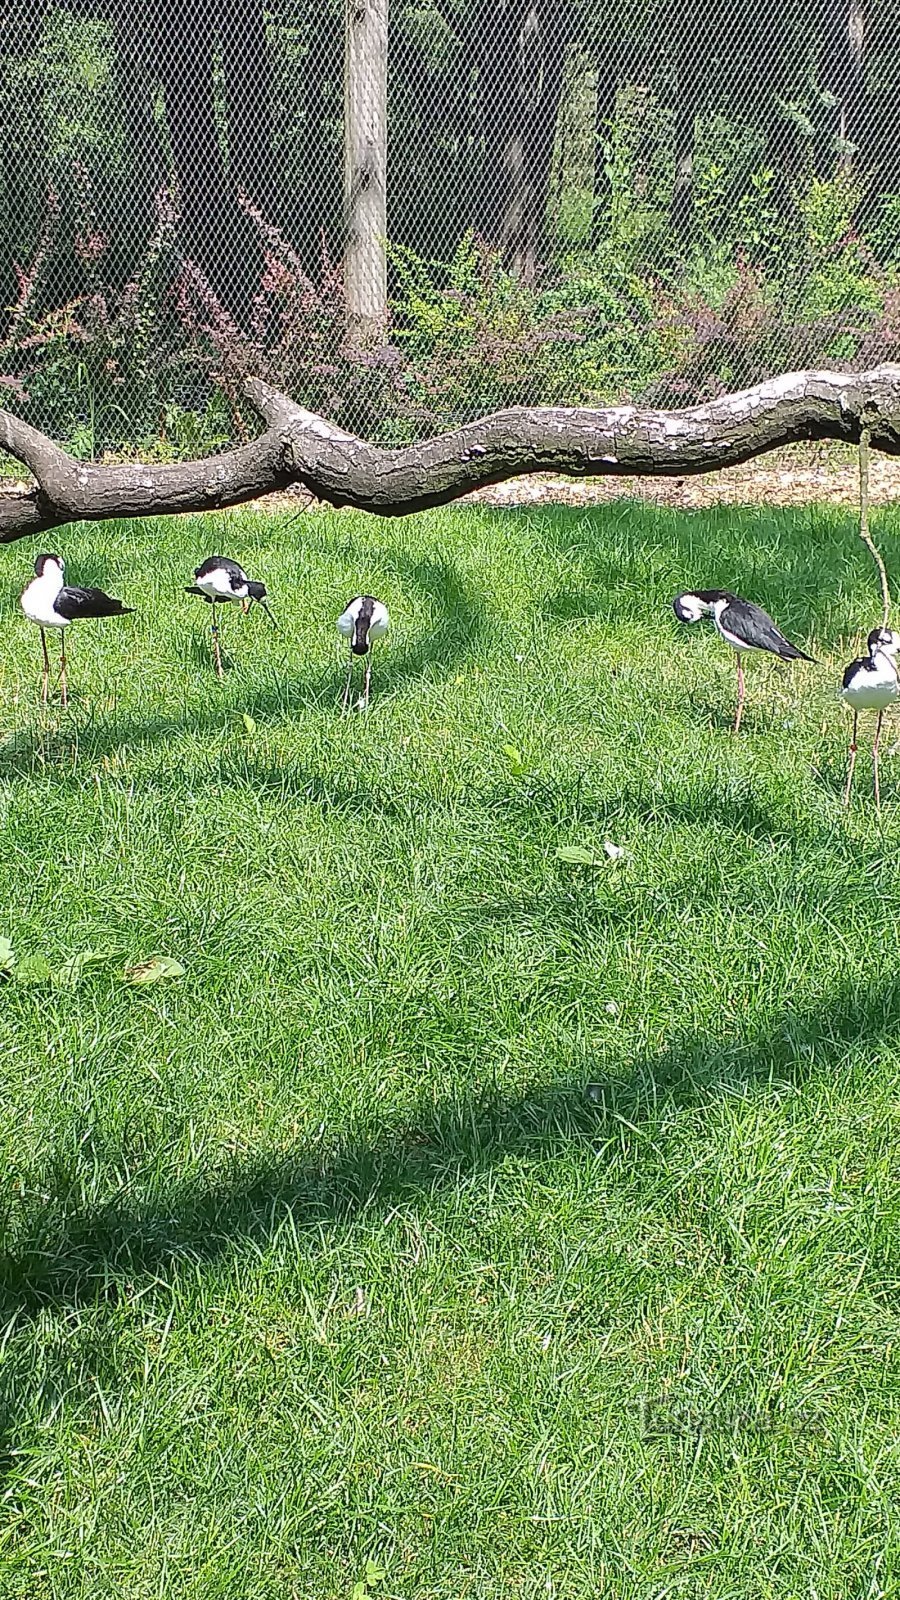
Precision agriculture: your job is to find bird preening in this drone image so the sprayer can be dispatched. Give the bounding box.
[673,589,815,732]
[185,556,278,678]
[336,596,390,711]
[19,553,133,706]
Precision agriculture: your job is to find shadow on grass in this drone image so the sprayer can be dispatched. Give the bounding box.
[1,968,898,1321]
[531,500,872,641]
[474,770,844,851]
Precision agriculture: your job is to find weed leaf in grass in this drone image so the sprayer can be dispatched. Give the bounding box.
[556,841,628,868]
[15,955,53,985]
[502,743,530,778]
[350,1562,386,1600]
[125,956,185,985]
[53,950,110,988]
[228,710,257,737]
[0,936,16,975]
[555,844,603,867]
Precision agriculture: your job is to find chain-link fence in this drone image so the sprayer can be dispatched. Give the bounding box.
[1,0,897,458]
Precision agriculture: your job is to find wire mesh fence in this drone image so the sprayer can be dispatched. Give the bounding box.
[1,0,898,458]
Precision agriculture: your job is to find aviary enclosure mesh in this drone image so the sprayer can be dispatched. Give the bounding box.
[0,0,896,456]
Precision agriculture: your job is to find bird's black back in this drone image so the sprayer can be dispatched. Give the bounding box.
[54,586,133,620]
[719,596,815,662]
[352,596,376,655]
[195,556,246,591]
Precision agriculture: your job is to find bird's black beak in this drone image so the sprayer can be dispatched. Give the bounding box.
[256,599,278,630]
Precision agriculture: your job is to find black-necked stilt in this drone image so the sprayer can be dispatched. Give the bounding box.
[20,553,133,707]
[185,556,276,677]
[673,589,815,732]
[336,596,389,711]
[840,627,900,809]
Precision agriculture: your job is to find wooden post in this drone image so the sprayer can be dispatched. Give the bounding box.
[344,0,389,346]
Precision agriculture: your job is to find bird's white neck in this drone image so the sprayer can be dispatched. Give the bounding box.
[34,563,64,599]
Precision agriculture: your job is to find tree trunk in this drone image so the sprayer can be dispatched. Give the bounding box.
[221,0,275,215]
[150,0,265,315]
[670,59,696,247]
[820,0,867,175]
[4,366,900,540]
[475,0,571,283]
[344,0,389,346]
[590,51,619,248]
[113,0,164,284]
[841,0,865,167]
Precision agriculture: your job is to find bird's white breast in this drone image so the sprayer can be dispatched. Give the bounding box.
[843,653,900,710]
[20,572,68,628]
[711,601,747,654]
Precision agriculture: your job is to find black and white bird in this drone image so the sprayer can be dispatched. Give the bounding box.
[673,589,816,731]
[840,626,900,809]
[20,553,133,707]
[336,596,389,711]
[185,556,277,677]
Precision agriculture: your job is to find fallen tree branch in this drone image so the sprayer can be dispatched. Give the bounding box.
[2,366,900,544]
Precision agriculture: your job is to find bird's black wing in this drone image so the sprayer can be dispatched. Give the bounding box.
[842,656,876,690]
[54,585,133,620]
[721,597,815,661]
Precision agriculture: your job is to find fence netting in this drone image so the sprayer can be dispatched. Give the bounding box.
[1,0,897,458]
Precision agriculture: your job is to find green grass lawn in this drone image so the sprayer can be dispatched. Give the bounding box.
[0,496,899,1597]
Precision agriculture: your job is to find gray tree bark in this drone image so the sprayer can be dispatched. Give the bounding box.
[344,0,389,344]
[2,367,900,543]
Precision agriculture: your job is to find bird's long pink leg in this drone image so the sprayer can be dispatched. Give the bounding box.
[733,655,745,734]
[59,632,68,708]
[40,629,50,705]
[843,711,859,809]
[341,649,353,713]
[211,613,223,679]
[874,709,885,812]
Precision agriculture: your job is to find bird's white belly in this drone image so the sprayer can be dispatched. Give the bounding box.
[715,621,748,653]
[198,573,243,601]
[843,676,900,711]
[20,580,67,628]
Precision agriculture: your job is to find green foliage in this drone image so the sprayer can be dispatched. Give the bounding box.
[798,172,865,251]
[388,231,682,425]
[21,12,123,174]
